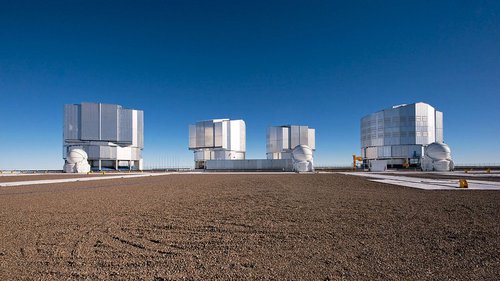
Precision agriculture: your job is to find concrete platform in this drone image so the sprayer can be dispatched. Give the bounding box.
[343,172,500,190]
[0,173,171,187]
[0,172,308,187]
[381,170,500,178]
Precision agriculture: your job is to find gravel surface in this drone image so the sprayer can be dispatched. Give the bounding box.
[0,174,499,280]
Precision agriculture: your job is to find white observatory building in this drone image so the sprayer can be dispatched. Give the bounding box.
[267,125,315,172]
[63,102,144,172]
[267,125,315,159]
[361,102,453,171]
[188,119,246,169]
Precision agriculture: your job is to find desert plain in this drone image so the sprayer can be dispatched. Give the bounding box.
[0,173,499,280]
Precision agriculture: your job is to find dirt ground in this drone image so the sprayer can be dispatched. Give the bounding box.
[0,174,499,280]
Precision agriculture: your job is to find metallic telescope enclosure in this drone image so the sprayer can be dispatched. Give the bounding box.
[189,119,246,169]
[63,102,144,171]
[266,125,315,160]
[360,102,451,170]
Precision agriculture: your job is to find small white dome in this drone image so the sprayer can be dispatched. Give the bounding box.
[63,163,76,173]
[432,160,452,172]
[292,145,313,162]
[67,149,88,164]
[425,142,451,161]
[75,161,91,173]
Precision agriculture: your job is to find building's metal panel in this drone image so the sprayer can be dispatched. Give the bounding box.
[84,145,101,160]
[116,146,131,160]
[136,110,144,148]
[213,150,226,160]
[398,104,416,145]
[132,110,138,147]
[228,120,245,152]
[435,111,443,143]
[64,104,80,140]
[194,149,212,161]
[119,109,133,144]
[290,126,300,149]
[415,102,433,145]
[117,146,141,160]
[227,120,236,150]
[100,146,117,159]
[377,146,391,158]
[426,105,436,145]
[266,127,274,153]
[221,121,228,149]
[299,126,308,146]
[80,102,100,140]
[214,121,223,148]
[375,111,385,146]
[282,127,289,150]
[278,127,284,150]
[360,115,370,148]
[100,104,119,141]
[392,145,402,158]
[189,124,196,149]
[204,121,214,147]
[267,126,288,153]
[239,120,246,151]
[235,120,244,151]
[308,128,315,150]
[135,148,142,160]
[195,122,205,147]
[213,150,245,160]
[365,147,378,159]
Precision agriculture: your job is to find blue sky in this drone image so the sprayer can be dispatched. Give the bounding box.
[0,0,499,169]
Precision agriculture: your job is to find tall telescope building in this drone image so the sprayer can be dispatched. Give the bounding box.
[267,125,315,172]
[266,125,315,159]
[361,102,452,170]
[63,102,144,171]
[188,119,246,169]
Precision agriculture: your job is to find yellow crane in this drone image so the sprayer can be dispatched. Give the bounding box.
[352,155,363,171]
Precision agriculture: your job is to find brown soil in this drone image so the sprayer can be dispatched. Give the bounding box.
[0,174,499,280]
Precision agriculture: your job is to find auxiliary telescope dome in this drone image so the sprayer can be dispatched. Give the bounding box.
[66,149,88,164]
[292,145,313,162]
[425,142,451,161]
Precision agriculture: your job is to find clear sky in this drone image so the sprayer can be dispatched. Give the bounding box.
[0,0,499,169]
